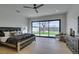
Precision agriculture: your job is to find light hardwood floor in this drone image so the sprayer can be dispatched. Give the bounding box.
[0,37,72,54]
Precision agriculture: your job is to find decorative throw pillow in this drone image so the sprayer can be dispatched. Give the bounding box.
[0,31,5,37]
[4,32,10,37]
[10,32,16,36]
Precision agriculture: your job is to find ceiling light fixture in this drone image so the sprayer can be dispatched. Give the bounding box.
[56,10,59,12]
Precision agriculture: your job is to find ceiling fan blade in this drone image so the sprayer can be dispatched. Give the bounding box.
[35,9,38,13]
[36,4,44,8]
[16,10,20,13]
[23,6,33,9]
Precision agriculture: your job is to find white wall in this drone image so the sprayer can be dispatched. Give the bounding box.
[0,5,28,32]
[2,4,78,35]
[67,5,79,35]
[28,13,67,33]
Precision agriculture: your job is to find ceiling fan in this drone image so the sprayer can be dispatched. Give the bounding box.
[23,4,44,13]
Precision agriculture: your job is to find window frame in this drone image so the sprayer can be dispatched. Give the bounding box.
[31,19,61,37]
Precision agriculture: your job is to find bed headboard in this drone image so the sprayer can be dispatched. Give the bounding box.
[0,27,21,32]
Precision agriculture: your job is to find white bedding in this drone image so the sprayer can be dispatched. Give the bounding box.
[0,36,9,42]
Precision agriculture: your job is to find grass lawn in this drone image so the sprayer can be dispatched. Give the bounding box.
[33,31,59,36]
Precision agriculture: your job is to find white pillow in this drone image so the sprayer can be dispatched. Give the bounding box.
[4,32,10,37]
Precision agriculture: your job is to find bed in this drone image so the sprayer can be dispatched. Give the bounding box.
[0,27,35,52]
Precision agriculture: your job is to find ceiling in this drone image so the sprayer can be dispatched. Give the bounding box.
[0,4,73,17]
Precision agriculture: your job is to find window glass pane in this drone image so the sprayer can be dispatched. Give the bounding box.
[39,21,48,36]
[32,22,39,36]
[49,21,59,37]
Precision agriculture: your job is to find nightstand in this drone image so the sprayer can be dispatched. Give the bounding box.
[59,35,66,42]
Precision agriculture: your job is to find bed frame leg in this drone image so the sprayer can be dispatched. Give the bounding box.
[17,42,20,53]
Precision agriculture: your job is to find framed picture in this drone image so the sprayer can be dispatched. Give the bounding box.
[78,16,79,33]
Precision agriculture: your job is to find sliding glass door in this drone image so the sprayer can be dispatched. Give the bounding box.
[32,19,61,37]
[49,21,60,37]
[32,22,39,36]
[39,21,48,36]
